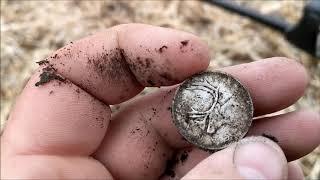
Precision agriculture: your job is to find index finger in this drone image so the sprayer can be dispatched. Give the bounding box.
[47,23,210,104]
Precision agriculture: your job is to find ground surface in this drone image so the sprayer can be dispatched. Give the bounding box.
[1,0,319,179]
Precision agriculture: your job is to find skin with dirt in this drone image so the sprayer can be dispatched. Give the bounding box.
[180,40,189,46]
[159,149,191,179]
[159,45,168,53]
[36,60,49,65]
[35,65,65,86]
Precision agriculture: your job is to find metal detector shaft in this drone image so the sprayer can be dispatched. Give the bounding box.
[204,0,292,33]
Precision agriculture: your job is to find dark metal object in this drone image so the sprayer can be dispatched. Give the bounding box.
[286,0,320,58]
[204,0,320,58]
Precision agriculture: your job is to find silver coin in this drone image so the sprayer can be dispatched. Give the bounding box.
[172,71,253,150]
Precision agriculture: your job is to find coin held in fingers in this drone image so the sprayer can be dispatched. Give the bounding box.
[172,71,254,150]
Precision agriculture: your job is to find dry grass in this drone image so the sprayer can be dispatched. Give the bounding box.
[1,0,319,179]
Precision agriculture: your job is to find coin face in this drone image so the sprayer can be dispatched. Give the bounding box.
[172,71,253,150]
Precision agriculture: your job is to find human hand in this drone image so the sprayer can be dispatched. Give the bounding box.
[1,24,319,180]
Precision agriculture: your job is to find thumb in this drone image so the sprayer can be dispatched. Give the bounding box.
[182,136,288,179]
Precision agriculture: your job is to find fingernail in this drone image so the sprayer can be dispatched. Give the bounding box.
[234,137,287,180]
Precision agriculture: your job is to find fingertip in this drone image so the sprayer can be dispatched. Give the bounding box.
[182,136,288,180]
[117,23,210,86]
[249,110,320,161]
[221,57,310,115]
[260,57,309,94]
[276,57,309,91]
[284,110,320,159]
[234,136,288,180]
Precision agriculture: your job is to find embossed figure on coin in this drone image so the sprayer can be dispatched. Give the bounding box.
[187,80,232,134]
[172,71,253,150]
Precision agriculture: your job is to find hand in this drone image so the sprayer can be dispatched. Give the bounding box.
[1,24,319,180]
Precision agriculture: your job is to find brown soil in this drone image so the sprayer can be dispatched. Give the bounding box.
[36,60,49,65]
[180,40,189,46]
[160,149,191,178]
[35,65,65,86]
[159,45,168,53]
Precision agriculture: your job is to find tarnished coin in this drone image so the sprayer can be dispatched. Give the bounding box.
[172,71,253,150]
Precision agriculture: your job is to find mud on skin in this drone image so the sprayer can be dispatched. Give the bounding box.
[159,149,191,179]
[180,40,189,46]
[36,60,49,65]
[35,64,65,87]
[34,37,195,95]
[34,47,70,87]
[159,45,168,53]
[121,44,180,86]
[87,48,131,82]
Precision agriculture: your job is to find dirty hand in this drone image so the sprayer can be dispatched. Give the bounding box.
[1,24,319,180]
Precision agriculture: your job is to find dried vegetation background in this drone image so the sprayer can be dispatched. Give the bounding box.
[1,0,319,179]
